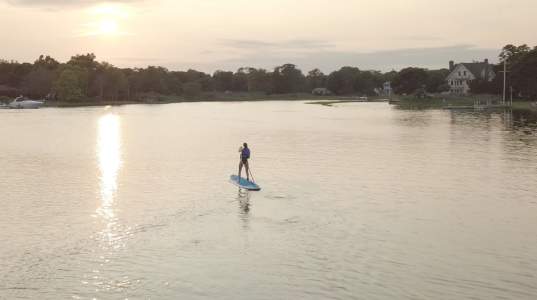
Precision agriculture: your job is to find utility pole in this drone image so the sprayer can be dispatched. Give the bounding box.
[510,86,513,107]
[502,59,507,105]
[499,59,510,106]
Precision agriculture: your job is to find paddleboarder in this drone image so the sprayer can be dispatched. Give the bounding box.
[238,143,250,181]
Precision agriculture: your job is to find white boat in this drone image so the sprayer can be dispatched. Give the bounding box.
[8,96,45,109]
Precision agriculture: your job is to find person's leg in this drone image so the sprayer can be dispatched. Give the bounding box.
[238,161,243,178]
[245,160,250,181]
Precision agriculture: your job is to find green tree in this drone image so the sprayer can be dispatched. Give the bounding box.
[383,70,399,83]
[67,53,98,71]
[181,69,213,91]
[232,69,248,91]
[469,79,498,94]
[95,65,128,101]
[393,67,428,94]
[66,53,100,97]
[327,67,360,95]
[510,47,537,100]
[0,61,33,87]
[272,64,305,93]
[136,66,171,94]
[306,68,327,91]
[22,67,56,98]
[54,65,88,101]
[425,69,450,93]
[500,44,531,65]
[236,67,271,92]
[354,70,383,95]
[34,55,59,70]
[213,70,234,91]
[183,81,202,97]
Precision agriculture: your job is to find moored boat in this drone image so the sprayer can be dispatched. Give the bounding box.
[8,96,45,109]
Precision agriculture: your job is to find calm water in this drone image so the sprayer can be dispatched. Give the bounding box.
[1,101,537,300]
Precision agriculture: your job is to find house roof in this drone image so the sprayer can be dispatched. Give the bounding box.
[459,62,494,79]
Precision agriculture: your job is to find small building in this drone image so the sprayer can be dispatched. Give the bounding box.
[312,87,332,96]
[446,59,495,95]
[382,81,392,96]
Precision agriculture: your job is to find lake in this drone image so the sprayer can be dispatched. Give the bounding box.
[1,101,536,300]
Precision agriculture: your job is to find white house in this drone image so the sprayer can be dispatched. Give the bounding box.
[446,59,495,95]
[383,81,392,96]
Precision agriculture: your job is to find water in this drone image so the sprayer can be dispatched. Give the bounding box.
[1,101,536,300]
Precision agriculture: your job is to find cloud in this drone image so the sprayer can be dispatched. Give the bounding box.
[394,35,443,42]
[112,56,162,63]
[221,39,335,51]
[178,44,500,73]
[5,0,140,8]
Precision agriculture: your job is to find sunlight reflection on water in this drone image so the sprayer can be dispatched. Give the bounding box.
[96,113,122,243]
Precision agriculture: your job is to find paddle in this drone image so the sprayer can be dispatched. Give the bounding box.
[247,164,256,183]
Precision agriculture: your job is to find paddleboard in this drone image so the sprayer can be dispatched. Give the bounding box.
[230,175,261,191]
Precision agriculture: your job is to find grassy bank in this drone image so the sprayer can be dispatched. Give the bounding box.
[42,92,380,107]
[306,97,389,106]
[392,94,537,117]
[512,101,537,111]
[392,95,497,109]
[44,100,141,107]
[31,92,537,113]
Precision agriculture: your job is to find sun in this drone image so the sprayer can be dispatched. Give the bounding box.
[80,4,131,37]
[98,19,119,36]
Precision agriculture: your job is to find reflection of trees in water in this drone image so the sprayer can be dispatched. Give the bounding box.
[237,190,251,229]
[507,109,537,149]
[395,111,434,127]
[449,110,495,129]
[445,109,537,152]
[448,109,537,132]
[512,109,537,129]
[238,189,250,214]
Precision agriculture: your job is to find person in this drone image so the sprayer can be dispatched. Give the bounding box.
[238,142,251,181]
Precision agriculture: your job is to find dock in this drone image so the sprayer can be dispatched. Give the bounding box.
[444,99,511,110]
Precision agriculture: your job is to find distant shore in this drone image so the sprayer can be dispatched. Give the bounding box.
[5,92,536,114]
[391,94,537,112]
[40,92,384,108]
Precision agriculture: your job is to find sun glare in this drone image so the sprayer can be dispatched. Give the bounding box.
[97,113,122,219]
[99,19,119,35]
[82,4,130,37]
[92,4,129,18]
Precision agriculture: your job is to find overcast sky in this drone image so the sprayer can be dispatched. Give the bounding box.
[1,0,536,72]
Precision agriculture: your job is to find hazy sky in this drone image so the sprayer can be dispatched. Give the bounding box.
[1,0,536,72]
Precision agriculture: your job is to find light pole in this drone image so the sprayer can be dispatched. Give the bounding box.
[499,59,510,106]
[502,59,507,105]
[510,86,513,107]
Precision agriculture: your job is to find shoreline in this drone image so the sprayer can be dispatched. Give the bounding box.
[4,94,536,115]
[40,93,386,108]
[392,95,537,113]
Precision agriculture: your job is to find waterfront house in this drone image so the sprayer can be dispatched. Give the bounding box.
[383,81,392,96]
[446,59,495,95]
[375,82,392,97]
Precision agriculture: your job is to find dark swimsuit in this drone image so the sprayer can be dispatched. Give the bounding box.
[241,148,250,164]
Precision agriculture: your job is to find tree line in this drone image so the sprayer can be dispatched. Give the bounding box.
[470,44,537,99]
[0,54,450,102]
[0,44,536,102]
